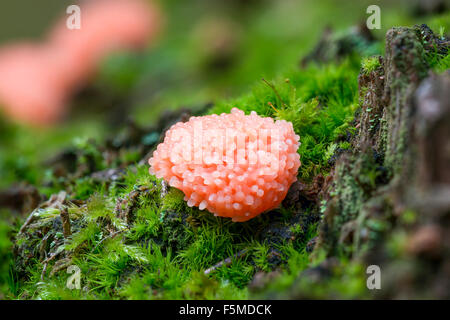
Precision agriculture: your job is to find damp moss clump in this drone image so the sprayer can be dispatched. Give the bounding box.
[210,58,360,181]
[18,22,450,300]
[5,24,448,300]
[4,53,364,299]
[361,56,381,75]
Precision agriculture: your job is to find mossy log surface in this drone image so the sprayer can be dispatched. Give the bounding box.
[301,24,450,299]
[5,25,450,299]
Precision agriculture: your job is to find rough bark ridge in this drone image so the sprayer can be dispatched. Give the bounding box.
[311,25,450,298]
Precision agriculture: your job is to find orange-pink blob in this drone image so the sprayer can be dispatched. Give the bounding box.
[49,0,161,86]
[0,0,161,126]
[149,108,301,222]
[0,44,68,125]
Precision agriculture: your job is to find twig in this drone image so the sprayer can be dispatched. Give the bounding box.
[160,180,168,198]
[60,207,72,238]
[92,230,124,252]
[19,191,67,235]
[18,210,37,235]
[267,102,278,113]
[262,78,287,109]
[204,249,248,275]
[40,250,64,281]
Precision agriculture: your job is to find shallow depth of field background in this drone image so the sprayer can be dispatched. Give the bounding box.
[0,0,446,176]
[0,0,448,299]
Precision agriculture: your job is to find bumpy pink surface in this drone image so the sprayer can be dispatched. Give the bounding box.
[149,108,301,222]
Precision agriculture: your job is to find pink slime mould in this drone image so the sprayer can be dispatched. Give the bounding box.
[49,0,161,86]
[0,0,161,126]
[0,44,69,125]
[149,108,301,222]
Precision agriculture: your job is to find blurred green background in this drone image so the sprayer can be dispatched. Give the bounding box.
[1,0,448,195]
[0,0,448,299]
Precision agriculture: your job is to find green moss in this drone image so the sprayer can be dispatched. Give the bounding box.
[213,258,254,290]
[361,56,381,75]
[426,12,450,35]
[253,253,368,299]
[429,51,450,73]
[0,220,13,298]
[2,0,445,300]
[251,242,272,272]
[400,209,417,226]
[250,246,310,296]
[126,205,160,241]
[71,178,99,200]
[383,27,429,174]
[179,227,233,270]
[13,22,440,300]
[7,53,365,299]
[416,24,450,74]
[161,188,186,213]
[210,59,359,181]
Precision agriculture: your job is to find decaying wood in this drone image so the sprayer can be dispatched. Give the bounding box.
[60,207,72,238]
[311,25,450,299]
[18,191,67,235]
[115,185,151,224]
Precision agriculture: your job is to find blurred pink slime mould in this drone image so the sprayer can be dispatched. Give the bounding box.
[49,0,161,86]
[0,0,161,126]
[0,44,69,125]
[149,108,301,222]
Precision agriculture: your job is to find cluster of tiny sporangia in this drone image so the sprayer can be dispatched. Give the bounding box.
[149,108,301,222]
